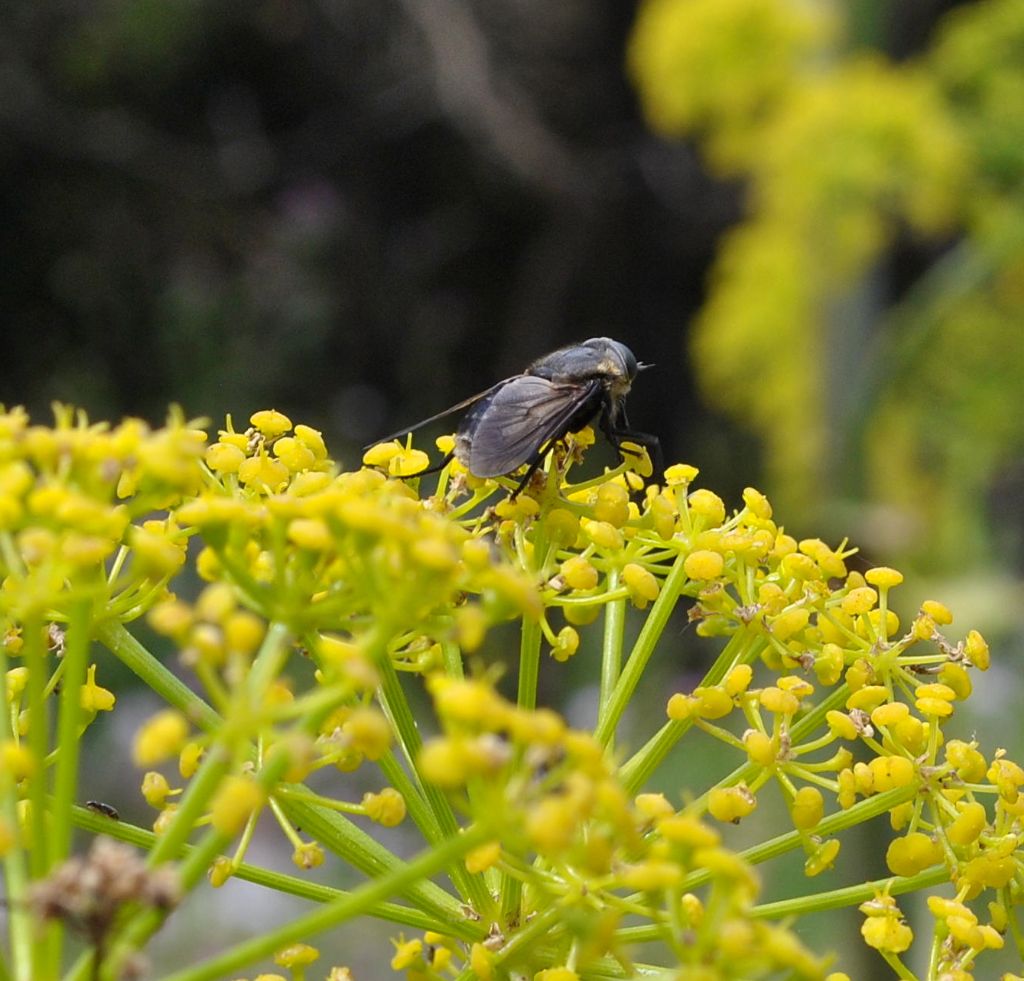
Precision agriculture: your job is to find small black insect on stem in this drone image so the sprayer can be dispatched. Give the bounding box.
[373,337,660,496]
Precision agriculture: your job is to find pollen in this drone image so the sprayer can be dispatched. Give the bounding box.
[552,625,580,661]
[805,838,841,876]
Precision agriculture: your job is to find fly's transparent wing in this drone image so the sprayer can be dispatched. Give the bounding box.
[465,375,602,477]
[370,377,515,446]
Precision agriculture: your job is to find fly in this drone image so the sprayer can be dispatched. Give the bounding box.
[373,337,659,495]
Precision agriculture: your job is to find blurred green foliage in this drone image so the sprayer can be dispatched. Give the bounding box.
[630,0,1024,572]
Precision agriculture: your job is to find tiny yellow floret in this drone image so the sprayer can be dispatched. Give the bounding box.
[561,555,598,591]
[965,629,990,670]
[841,587,877,615]
[724,664,753,696]
[792,787,825,830]
[141,771,174,808]
[664,464,699,486]
[362,788,406,827]
[687,488,726,525]
[133,709,189,766]
[742,486,772,519]
[210,775,265,837]
[464,841,502,874]
[80,664,116,713]
[274,944,319,968]
[535,968,579,981]
[948,801,987,846]
[390,938,423,971]
[886,831,942,876]
[707,785,756,823]
[683,549,724,580]
[250,409,292,438]
[920,600,953,624]
[622,563,659,607]
[865,566,903,589]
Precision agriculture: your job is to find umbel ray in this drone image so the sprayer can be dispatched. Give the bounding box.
[373,337,661,496]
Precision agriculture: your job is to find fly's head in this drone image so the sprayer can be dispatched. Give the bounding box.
[580,337,643,402]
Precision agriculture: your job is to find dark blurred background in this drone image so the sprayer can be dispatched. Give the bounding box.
[3,0,717,467]
[8,0,1018,558]
[6,0,1024,976]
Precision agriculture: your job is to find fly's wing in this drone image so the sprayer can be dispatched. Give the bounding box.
[466,375,602,477]
[369,378,515,446]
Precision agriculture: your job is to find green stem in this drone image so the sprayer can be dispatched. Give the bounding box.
[275,794,466,923]
[0,644,32,981]
[155,825,490,981]
[70,804,477,939]
[43,602,91,981]
[747,866,948,920]
[597,568,624,741]
[593,552,688,747]
[22,618,48,881]
[615,865,946,948]
[95,621,220,730]
[375,645,489,913]
[244,621,292,705]
[517,616,542,711]
[147,746,233,869]
[502,614,544,927]
[21,617,56,977]
[50,601,91,866]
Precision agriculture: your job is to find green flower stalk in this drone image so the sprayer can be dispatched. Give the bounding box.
[0,404,1019,980]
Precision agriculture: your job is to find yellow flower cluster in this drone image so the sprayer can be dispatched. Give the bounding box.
[3,405,1021,979]
[415,673,827,977]
[629,0,996,525]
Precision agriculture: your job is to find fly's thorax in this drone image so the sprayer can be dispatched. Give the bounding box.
[454,429,473,467]
[527,337,638,387]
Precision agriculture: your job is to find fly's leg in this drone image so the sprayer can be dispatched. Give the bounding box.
[603,419,663,482]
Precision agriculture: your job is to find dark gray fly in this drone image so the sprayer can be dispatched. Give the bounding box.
[375,337,659,495]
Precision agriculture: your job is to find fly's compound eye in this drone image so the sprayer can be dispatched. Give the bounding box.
[608,340,639,380]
